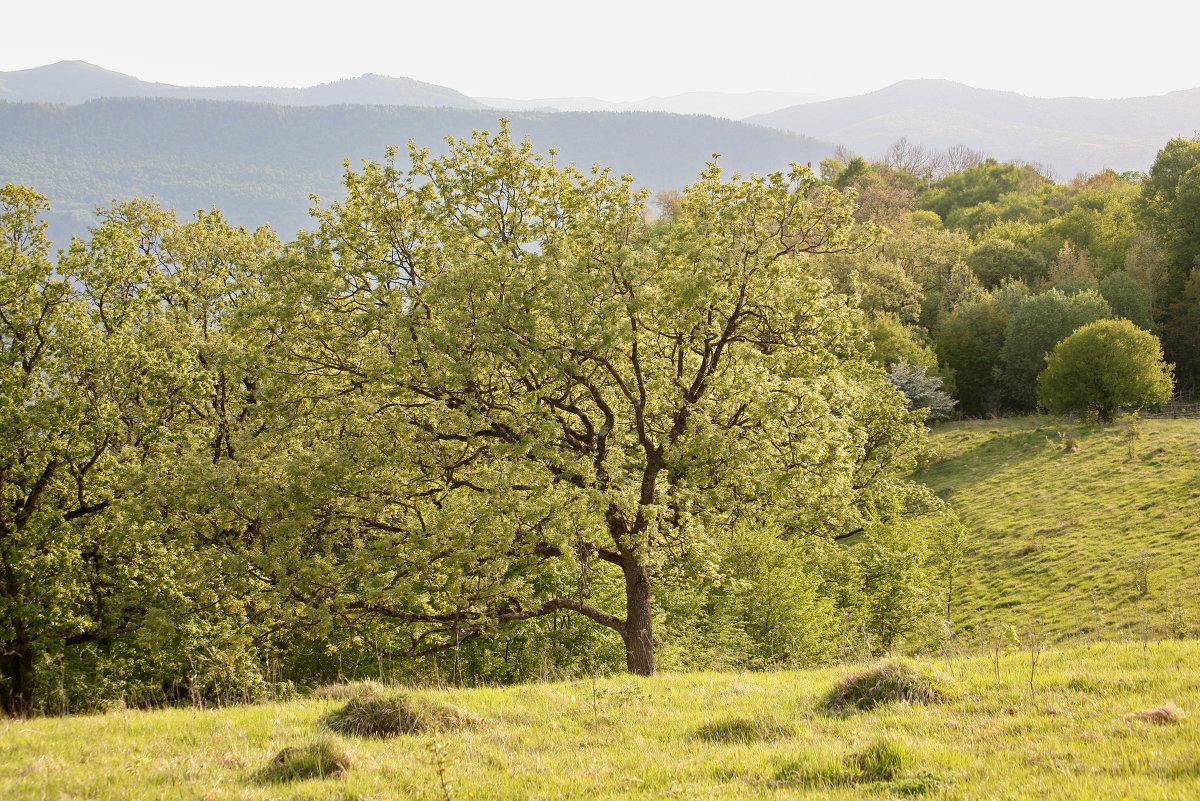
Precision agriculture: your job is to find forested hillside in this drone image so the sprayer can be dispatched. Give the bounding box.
[0,97,835,245]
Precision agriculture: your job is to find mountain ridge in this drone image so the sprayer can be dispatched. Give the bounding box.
[0,60,485,108]
[748,78,1200,176]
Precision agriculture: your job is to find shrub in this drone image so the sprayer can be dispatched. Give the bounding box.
[822,659,950,712]
[259,737,353,782]
[323,693,478,737]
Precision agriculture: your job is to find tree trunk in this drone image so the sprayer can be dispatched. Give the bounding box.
[621,557,655,676]
[0,635,35,717]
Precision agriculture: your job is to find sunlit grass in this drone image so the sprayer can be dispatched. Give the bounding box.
[920,416,1200,643]
[2,642,1198,799]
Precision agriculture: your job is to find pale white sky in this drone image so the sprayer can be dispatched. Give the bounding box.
[4,0,1198,100]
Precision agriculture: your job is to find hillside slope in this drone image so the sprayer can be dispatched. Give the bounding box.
[0,98,835,246]
[749,79,1200,177]
[920,417,1200,642]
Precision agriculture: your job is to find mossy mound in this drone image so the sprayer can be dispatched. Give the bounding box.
[822,659,951,712]
[322,692,479,737]
[259,737,353,782]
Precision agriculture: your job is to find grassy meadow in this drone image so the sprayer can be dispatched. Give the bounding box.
[919,416,1200,643]
[2,641,1198,800]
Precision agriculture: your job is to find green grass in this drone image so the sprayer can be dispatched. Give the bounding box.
[2,642,1198,799]
[920,415,1200,643]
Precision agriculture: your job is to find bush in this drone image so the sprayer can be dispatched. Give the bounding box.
[259,737,353,782]
[1038,319,1174,421]
[323,693,478,737]
[823,659,951,712]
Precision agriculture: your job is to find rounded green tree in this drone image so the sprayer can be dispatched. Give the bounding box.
[1037,320,1174,421]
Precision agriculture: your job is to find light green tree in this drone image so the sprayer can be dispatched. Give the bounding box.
[231,124,939,676]
[0,186,281,714]
[1038,320,1174,422]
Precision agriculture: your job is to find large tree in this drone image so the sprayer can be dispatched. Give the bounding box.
[226,125,936,676]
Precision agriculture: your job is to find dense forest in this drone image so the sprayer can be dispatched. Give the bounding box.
[1,121,1194,717]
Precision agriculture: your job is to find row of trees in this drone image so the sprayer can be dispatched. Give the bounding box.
[0,127,961,715]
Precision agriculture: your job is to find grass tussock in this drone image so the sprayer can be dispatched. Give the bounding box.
[692,716,794,743]
[258,737,352,782]
[775,738,922,789]
[322,692,479,737]
[310,680,385,700]
[849,737,911,781]
[822,659,950,712]
[1124,703,1184,725]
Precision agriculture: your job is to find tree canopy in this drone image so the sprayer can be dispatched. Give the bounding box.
[1038,319,1174,421]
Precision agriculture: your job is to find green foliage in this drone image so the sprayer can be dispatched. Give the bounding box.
[935,294,1010,415]
[1099,270,1156,331]
[1038,320,1174,421]
[820,254,924,322]
[227,121,930,679]
[966,238,1049,288]
[864,314,940,370]
[999,289,1112,411]
[920,160,1050,223]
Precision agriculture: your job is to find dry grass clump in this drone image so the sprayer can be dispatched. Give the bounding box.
[1124,703,1184,725]
[259,737,353,782]
[323,692,479,737]
[693,716,795,744]
[822,659,951,712]
[311,680,386,700]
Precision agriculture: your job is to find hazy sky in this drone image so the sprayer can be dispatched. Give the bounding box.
[5,0,1198,100]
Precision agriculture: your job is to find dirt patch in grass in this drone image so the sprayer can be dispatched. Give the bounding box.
[1124,703,1183,725]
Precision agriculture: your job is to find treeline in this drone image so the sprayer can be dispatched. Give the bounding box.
[1,128,961,717]
[801,136,1200,413]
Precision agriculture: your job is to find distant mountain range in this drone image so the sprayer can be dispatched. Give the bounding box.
[4,61,1200,239]
[0,62,819,119]
[0,98,835,246]
[0,60,485,109]
[748,79,1200,177]
[477,91,827,120]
